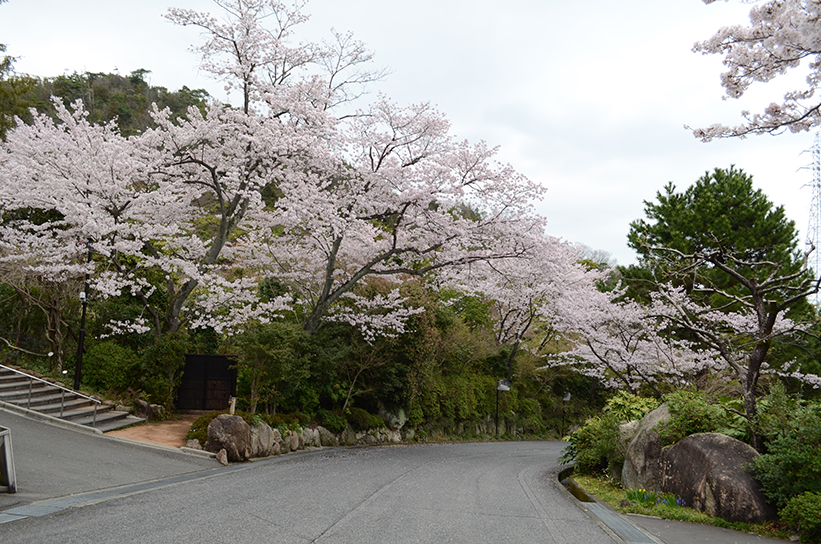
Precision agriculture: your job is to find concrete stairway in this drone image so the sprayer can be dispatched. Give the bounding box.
[0,365,144,432]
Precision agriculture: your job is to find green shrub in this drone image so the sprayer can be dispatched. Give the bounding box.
[749,404,821,510]
[757,382,803,443]
[780,492,821,543]
[559,414,621,476]
[316,409,347,434]
[658,390,727,446]
[603,391,659,422]
[82,341,138,393]
[265,412,308,428]
[345,407,384,431]
[138,334,190,411]
[560,392,659,477]
[184,409,300,443]
[186,410,228,444]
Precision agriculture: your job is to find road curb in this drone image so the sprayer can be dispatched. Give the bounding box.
[0,401,103,436]
[553,465,664,544]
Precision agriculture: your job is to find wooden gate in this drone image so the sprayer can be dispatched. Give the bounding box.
[176,355,237,411]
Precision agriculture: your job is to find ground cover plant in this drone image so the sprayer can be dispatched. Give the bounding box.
[572,474,790,541]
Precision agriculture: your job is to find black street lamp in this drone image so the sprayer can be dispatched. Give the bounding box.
[495,379,510,438]
[561,392,571,438]
[73,241,92,391]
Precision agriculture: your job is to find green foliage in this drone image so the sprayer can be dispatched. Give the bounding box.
[625,488,686,508]
[344,407,384,431]
[20,70,210,137]
[628,167,801,280]
[756,381,804,443]
[657,390,728,446]
[602,390,659,422]
[749,403,821,510]
[559,414,622,476]
[82,341,138,393]
[560,392,659,477]
[230,321,309,414]
[780,492,821,543]
[138,333,190,411]
[0,36,38,140]
[316,409,347,434]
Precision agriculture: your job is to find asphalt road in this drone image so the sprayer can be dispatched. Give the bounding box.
[0,410,615,544]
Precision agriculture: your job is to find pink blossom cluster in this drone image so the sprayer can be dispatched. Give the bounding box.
[694,0,821,139]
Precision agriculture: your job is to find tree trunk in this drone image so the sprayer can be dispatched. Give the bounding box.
[743,339,769,453]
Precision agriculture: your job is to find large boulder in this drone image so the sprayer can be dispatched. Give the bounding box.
[660,433,775,523]
[622,403,671,491]
[341,425,357,446]
[205,414,251,462]
[302,427,321,447]
[249,422,276,458]
[276,429,290,453]
[317,426,338,447]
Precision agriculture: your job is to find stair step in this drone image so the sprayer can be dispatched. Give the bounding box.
[34,398,101,415]
[0,380,54,393]
[0,390,84,405]
[1,397,93,415]
[75,410,135,428]
[0,374,33,385]
[1,365,144,434]
[58,404,113,421]
[94,412,146,433]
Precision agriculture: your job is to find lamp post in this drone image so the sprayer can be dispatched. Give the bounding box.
[495,379,510,438]
[561,392,571,438]
[73,240,92,391]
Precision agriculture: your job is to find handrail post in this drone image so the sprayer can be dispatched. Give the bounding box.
[60,389,65,418]
[27,378,32,409]
[93,404,98,428]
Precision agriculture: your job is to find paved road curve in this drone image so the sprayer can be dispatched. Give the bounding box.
[0,413,615,544]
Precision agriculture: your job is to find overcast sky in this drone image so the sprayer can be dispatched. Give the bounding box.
[1,0,816,265]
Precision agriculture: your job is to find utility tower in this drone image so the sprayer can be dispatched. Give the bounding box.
[806,132,821,296]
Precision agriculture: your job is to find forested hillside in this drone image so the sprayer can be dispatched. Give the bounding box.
[1,68,209,138]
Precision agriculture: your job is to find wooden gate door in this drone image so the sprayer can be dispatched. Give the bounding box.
[176,355,237,410]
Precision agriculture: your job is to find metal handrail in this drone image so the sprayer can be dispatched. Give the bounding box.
[0,364,101,427]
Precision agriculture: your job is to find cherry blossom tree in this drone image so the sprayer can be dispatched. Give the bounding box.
[1,0,545,344]
[163,1,548,339]
[248,97,547,337]
[693,0,821,140]
[0,98,308,337]
[646,248,821,450]
[445,235,597,379]
[553,283,717,396]
[165,0,385,116]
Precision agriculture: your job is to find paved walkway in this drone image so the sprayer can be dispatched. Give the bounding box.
[0,407,793,543]
[0,408,215,512]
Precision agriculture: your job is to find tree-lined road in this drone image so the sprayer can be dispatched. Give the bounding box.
[0,412,615,543]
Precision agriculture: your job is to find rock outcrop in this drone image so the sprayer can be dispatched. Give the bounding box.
[205,414,251,462]
[660,433,775,523]
[621,403,670,490]
[196,414,404,463]
[249,422,276,458]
